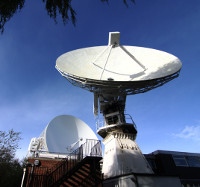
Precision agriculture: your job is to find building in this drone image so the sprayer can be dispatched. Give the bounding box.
[144,150,200,187]
[21,139,103,187]
[22,144,200,187]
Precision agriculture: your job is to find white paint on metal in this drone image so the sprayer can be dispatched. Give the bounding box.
[42,115,98,153]
[27,115,98,157]
[93,92,98,116]
[108,32,120,46]
[56,43,181,82]
[102,132,153,179]
[55,32,183,185]
[27,138,40,152]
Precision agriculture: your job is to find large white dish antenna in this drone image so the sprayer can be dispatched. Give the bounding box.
[56,32,182,95]
[41,115,98,154]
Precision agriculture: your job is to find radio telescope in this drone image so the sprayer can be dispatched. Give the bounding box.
[27,115,98,158]
[56,32,182,186]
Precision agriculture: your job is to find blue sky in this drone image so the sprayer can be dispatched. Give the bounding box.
[0,0,200,159]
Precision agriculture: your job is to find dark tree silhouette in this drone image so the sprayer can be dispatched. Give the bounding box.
[0,0,25,33]
[0,129,21,161]
[0,129,23,187]
[42,0,76,25]
[0,0,135,33]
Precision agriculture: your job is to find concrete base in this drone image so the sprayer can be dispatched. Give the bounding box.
[103,174,182,187]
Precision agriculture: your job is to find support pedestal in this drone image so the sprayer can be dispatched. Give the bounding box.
[102,132,153,180]
[102,132,182,187]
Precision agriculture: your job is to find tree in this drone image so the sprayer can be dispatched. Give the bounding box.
[0,0,135,33]
[0,129,23,187]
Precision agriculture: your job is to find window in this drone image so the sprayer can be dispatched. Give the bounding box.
[173,155,200,167]
[173,155,188,167]
[186,156,200,167]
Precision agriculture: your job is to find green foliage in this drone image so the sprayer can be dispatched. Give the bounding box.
[0,129,23,187]
[0,0,135,34]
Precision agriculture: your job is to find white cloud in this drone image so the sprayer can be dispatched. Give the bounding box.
[173,125,200,141]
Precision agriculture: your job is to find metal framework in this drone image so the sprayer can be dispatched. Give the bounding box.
[57,67,180,96]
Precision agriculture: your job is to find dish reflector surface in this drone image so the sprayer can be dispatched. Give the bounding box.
[56,32,182,95]
[41,115,98,153]
[56,46,181,81]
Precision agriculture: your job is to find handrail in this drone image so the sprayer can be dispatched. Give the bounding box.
[46,139,102,186]
[24,139,102,187]
[96,113,137,130]
[124,114,137,129]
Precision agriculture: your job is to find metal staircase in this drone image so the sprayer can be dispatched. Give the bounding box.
[60,156,102,187]
[23,139,103,187]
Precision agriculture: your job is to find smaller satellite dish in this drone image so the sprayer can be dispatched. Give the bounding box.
[40,115,98,154]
